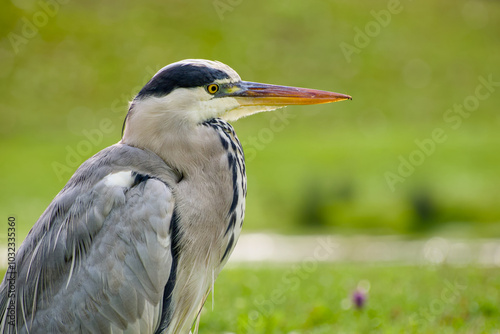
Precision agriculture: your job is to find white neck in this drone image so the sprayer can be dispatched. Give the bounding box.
[121,94,227,176]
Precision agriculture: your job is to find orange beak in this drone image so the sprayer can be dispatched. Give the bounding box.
[228,81,351,106]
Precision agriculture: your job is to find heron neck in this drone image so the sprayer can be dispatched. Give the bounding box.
[122,113,224,177]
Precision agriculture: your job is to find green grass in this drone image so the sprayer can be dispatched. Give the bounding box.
[198,264,500,333]
[2,264,497,332]
[1,264,498,332]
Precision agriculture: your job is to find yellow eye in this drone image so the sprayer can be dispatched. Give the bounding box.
[207,84,219,94]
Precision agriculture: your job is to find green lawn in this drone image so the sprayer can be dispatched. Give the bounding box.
[199,264,499,333]
[2,264,497,333]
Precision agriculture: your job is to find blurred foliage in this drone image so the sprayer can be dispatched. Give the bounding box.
[1,0,500,240]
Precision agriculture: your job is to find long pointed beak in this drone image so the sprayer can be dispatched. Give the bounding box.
[228,81,352,106]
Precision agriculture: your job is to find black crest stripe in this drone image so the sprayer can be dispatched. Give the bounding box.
[137,64,230,99]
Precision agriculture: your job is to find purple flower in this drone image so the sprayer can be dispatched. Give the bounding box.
[352,289,367,309]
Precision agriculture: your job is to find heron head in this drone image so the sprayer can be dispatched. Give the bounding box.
[125,59,351,127]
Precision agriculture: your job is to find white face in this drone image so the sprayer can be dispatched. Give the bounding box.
[132,81,282,125]
[155,86,241,123]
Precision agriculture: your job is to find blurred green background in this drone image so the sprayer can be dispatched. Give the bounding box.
[1,1,500,332]
[1,0,500,241]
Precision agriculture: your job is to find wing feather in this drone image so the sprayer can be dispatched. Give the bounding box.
[0,144,180,334]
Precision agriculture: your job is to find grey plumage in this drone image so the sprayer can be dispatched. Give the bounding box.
[0,59,350,333]
[1,145,180,333]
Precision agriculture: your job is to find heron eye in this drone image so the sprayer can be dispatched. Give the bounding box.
[207,84,219,94]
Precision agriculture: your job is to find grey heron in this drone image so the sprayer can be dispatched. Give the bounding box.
[0,59,351,333]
